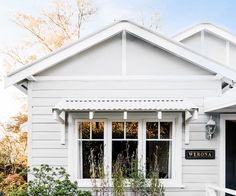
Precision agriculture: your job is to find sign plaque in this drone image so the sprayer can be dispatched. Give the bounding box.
[185,150,215,160]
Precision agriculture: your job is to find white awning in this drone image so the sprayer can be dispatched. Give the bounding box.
[53,98,197,111]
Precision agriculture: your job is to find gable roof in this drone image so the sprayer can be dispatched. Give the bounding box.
[173,22,236,44]
[5,20,236,88]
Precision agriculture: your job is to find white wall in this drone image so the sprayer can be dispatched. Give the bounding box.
[28,79,221,196]
[37,34,122,76]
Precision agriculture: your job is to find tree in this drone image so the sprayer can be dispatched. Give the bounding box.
[0,113,28,175]
[3,0,96,74]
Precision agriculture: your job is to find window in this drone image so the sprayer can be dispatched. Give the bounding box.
[71,113,182,187]
[112,121,138,177]
[145,122,172,178]
[77,121,104,178]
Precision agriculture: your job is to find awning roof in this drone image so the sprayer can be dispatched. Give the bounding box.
[53,98,197,111]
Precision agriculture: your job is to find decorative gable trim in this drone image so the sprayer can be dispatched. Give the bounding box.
[173,23,236,44]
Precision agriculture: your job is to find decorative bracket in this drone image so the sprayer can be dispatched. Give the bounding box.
[184,109,198,145]
[52,110,66,145]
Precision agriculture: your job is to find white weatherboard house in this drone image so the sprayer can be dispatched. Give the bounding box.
[5,20,236,195]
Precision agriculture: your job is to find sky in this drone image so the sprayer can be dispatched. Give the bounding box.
[0,0,236,122]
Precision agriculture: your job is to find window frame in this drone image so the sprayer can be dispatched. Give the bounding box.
[76,119,107,179]
[68,112,183,188]
[143,120,174,180]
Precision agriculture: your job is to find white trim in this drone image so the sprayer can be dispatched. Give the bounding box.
[206,184,236,196]
[173,23,236,45]
[122,30,127,76]
[27,82,33,179]
[26,75,36,81]
[34,75,220,81]
[226,41,230,66]
[201,30,205,53]
[204,87,236,112]
[68,114,77,180]
[219,114,236,196]
[5,21,236,88]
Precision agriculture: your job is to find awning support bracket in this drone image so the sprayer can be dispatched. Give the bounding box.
[184,109,198,145]
[53,110,66,145]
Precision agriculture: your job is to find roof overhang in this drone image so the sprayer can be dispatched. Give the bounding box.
[5,20,236,90]
[204,87,236,112]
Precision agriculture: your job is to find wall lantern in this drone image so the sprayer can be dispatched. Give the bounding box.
[205,116,216,140]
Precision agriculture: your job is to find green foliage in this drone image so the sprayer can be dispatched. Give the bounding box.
[129,155,148,196]
[26,164,92,196]
[89,147,109,196]
[149,154,165,196]
[113,154,125,196]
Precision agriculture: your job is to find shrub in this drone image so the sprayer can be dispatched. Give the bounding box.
[0,173,26,195]
[8,164,92,196]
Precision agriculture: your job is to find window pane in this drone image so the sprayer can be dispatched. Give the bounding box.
[92,122,104,139]
[146,122,159,139]
[146,141,171,178]
[79,122,90,139]
[112,141,138,177]
[160,122,172,139]
[126,122,138,139]
[81,141,103,178]
[112,122,124,139]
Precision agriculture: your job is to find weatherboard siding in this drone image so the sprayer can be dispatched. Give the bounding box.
[28,79,220,196]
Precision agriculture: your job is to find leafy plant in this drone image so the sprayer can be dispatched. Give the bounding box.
[0,173,27,196]
[89,146,109,196]
[149,153,165,196]
[129,154,148,196]
[113,154,125,196]
[26,164,91,196]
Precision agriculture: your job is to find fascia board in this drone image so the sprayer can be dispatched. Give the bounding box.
[204,88,236,112]
[173,23,236,45]
[173,24,205,42]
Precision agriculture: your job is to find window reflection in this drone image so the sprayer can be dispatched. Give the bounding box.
[112,121,138,177]
[160,122,172,139]
[78,121,104,179]
[92,122,104,139]
[126,122,138,139]
[112,141,137,177]
[81,141,103,178]
[80,122,90,139]
[146,122,159,139]
[146,141,170,179]
[112,122,124,139]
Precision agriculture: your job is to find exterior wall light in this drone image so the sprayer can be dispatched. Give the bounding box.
[123,111,127,120]
[205,116,216,140]
[89,111,94,120]
[157,111,162,120]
